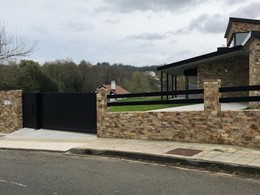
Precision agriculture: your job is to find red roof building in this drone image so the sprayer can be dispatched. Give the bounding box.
[99,84,130,95]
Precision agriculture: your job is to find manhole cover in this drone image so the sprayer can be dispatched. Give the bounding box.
[165,148,202,157]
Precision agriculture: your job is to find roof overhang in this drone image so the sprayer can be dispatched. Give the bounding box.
[157,46,245,76]
[224,17,260,38]
[158,30,260,76]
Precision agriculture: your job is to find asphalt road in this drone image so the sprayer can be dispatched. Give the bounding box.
[0,150,259,195]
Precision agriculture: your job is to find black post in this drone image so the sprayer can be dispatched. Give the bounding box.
[166,73,169,100]
[171,75,174,98]
[160,71,163,100]
[185,76,189,99]
[174,76,177,98]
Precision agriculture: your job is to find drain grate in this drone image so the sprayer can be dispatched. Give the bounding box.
[165,148,202,157]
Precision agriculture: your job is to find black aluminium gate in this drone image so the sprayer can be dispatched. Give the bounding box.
[22,93,97,134]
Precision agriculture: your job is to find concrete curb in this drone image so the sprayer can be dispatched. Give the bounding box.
[0,147,64,153]
[67,148,260,176]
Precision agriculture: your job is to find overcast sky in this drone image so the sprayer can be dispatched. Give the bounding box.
[0,0,260,66]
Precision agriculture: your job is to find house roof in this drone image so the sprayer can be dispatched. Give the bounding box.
[224,17,260,38]
[157,45,244,75]
[157,30,260,76]
[101,85,130,94]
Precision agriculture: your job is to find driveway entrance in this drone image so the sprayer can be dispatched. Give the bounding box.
[22,93,97,134]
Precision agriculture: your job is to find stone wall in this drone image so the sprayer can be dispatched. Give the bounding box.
[197,56,249,97]
[97,81,260,148]
[249,37,260,108]
[0,90,23,133]
[226,21,260,46]
[98,110,260,148]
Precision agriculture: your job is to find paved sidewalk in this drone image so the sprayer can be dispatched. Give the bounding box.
[68,138,260,168]
[0,129,259,174]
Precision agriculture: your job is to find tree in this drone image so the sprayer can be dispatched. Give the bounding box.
[0,23,35,63]
[0,63,30,90]
[0,60,58,92]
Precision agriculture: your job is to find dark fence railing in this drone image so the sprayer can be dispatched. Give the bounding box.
[107,89,204,107]
[107,84,260,107]
[219,85,260,92]
[219,84,260,103]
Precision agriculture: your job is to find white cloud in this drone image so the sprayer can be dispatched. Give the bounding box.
[229,1,260,18]
[62,21,94,32]
[103,0,207,13]
[127,32,170,41]
[188,13,227,33]
[0,0,258,66]
[104,19,120,24]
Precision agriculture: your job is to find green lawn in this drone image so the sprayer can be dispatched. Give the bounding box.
[109,97,188,112]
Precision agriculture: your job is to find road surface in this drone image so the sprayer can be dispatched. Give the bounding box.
[0,150,259,195]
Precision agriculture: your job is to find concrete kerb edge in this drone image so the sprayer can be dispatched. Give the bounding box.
[67,148,260,176]
[0,147,64,154]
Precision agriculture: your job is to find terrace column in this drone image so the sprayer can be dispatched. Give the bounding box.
[249,37,260,108]
[166,73,169,100]
[96,87,109,137]
[174,76,177,98]
[171,75,174,98]
[204,79,221,111]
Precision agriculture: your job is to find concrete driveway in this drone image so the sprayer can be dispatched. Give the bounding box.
[4,128,97,140]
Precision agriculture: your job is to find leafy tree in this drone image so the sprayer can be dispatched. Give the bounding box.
[0,60,58,92]
[0,63,30,90]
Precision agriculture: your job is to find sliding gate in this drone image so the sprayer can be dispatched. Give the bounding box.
[22,93,97,134]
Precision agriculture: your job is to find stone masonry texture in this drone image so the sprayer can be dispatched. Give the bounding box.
[98,110,260,148]
[226,21,260,46]
[204,80,221,111]
[197,56,249,97]
[0,90,22,133]
[249,37,260,108]
[97,81,260,149]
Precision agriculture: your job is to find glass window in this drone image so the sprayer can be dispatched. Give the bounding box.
[235,32,248,46]
[230,32,249,47]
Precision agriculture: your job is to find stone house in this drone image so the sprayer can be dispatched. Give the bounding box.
[157,17,260,99]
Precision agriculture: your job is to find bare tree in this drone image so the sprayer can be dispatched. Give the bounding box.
[0,23,35,63]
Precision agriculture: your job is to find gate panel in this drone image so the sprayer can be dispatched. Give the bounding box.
[40,93,97,133]
[22,93,97,134]
[22,93,40,129]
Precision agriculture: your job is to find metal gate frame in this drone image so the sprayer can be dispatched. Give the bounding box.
[22,93,97,134]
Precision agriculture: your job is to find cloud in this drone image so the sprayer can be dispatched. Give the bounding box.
[104,19,120,24]
[127,32,170,40]
[62,21,94,32]
[103,0,206,13]
[229,1,260,18]
[221,0,245,5]
[177,13,226,34]
[139,42,154,48]
[127,31,175,41]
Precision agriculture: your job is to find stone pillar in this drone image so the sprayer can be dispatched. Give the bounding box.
[204,80,221,111]
[0,90,23,133]
[96,87,109,137]
[249,37,260,108]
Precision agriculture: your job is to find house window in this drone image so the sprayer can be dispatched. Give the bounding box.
[230,32,249,47]
[184,69,197,99]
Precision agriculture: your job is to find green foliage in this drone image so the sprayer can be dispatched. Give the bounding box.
[0,59,160,93]
[0,60,58,92]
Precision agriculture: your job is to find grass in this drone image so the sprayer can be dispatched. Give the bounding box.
[109,97,189,112]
